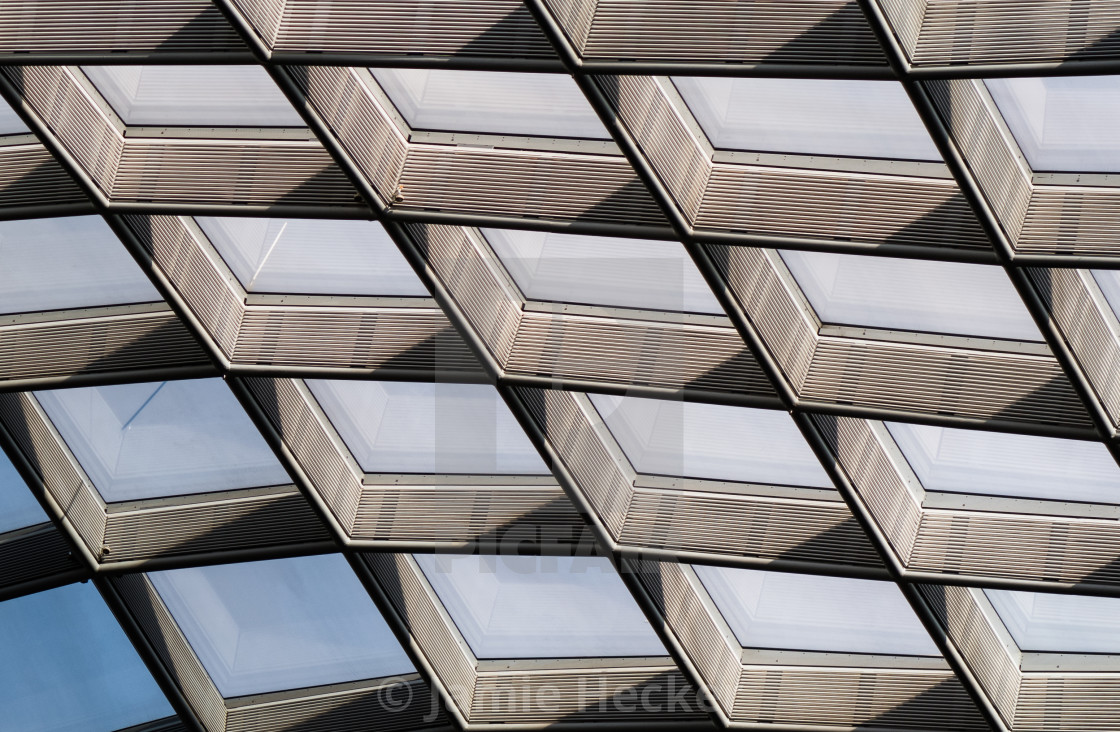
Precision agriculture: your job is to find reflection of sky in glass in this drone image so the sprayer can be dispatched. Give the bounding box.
[0,449,46,534]
[0,95,29,135]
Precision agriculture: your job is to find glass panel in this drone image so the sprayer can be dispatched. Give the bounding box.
[0,583,173,732]
[780,249,1042,341]
[0,216,161,315]
[414,554,665,659]
[985,589,1120,654]
[81,65,305,127]
[1091,269,1120,319]
[35,378,289,502]
[0,96,29,135]
[985,76,1120,173]
[887,421,1120,504]
[482,228,723,314]
[673,76,940,161]
[370,68,610,139]
[0,449,47,534]
[306,380,548,475]
[149,554,413,698]
[694,565,939,656]
[588,393,832,487]
[195,217,428,297]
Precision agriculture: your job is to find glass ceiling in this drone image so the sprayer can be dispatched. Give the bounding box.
[0,448,46,534]
[985,589,1120,654]
[35,379,290,502]
[414,554,666,659]
[0,96,29,135]
[1089,269,1120,320]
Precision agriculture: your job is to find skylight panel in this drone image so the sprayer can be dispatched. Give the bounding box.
[414,554,666,659]
[0,583,174,732]
[35,378,290,502]
[779,249,1042,341]
[694,565,939,656]
[0,216,161,315]
[887,421,1120,504]
[195,217,428,297]
[306,380,548,475]
[0,449,46,534]
[0,96,29,135]
[985,589,1120,654]
[81,65,306,127]
[985,76,1120,173]
[588,393,832,487]
[148,554,413,698]
[481,228,723,314]
[672,77,940,161]
[1090,269,1120,319]
[370,68,611,139]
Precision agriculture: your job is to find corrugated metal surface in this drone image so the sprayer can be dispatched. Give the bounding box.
[879,0,926,57]
[544,0,598,51]
[230,0,286,47]
[1019,186,1120,257]
[0,524,80,589]
[1016,674,1120,731]
[0,143,90,210]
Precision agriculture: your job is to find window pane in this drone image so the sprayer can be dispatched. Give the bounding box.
[589,393,832,487]
[986,76,1120,173]
[780,250,1042,341]
[371,68,610,139]
[1091,269,1120,319]
[307,380,548,475]
[0,449,46,534]
[36,379,289,502]
[81,65,305,127]
[482,228,723,314]
[0,216,161,315]
[985,589,1120,654]
[196,217,428,297]
[415,554,665,659]
[0,583,173,732]
[673,77,940,161]
[694,565,939,656]
[0,96,29,135]
[887,421,1120,504]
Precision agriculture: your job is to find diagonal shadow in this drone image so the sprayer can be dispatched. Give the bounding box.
[0,155,92,219]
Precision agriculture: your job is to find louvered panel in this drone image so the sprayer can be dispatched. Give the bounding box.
[622,488,881,566]
[242,377,363,530]
[0,311,209,382]
[509,313,773,397]
[398,146,668,227]
[544,0,598,51]
[272,1,555,58]
[514,387,633,537]
[919,584,1020,724]
[294,65,408,201]
[879,0,926,57]
[0,144,90,210]
[233,308,482,374]
[925,78,1032,242]
[1019,186,1120,256]
[802,338,1093,429]
[366,553,478,716]
[5,65,121,190]
[734,667,984,729]
[709,245,816,388]
[0,525,80,589]
[813,414,922,564]
[113,140,362,207]
[0,1,245,54]
[581,0,887,65]
[103,490,328,563]
[230,0,286,46]
[406,223,521,364]
[602,75,710,221]
[112,574,227,732]
[699,165,989,250]
[1016,675,1120,731]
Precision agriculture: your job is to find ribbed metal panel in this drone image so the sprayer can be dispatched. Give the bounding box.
[1019,186,1120,257]
[231,0,286,46]
[399,146,668,227]
[699,165,990,250]
[0,524,80,589]
[803,338,1093,429]
[879,0,925,57]
[1016,675,1120,731]
[544,0,598,51]
[0,143,90,210]
[601,75,710,221]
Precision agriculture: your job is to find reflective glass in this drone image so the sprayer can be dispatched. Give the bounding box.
[694,565,939,656]
[0,216,161,315]
[887,421,1120,504]
[370,68,610,139]
[81,65,305,127]
[307,380,548,474]
[0,583,173,732]
[35,378,289,502]
[482,228,723,314]
[414,554,665,659]
[149,554,413,698]
[0,96,29,135]
[673,76,940,161]
[1090,269,1120,320]
[196,217,428,296]
[589,393,831,487]
[985,589,1120,654]
[780,249,1042,341]
[986,76,1120,173]
[0,449,47,534]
